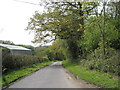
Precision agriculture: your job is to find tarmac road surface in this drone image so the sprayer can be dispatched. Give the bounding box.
[8,61,97,88]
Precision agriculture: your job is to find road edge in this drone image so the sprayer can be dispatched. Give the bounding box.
[2,64,51,90]
[62,65,100,88]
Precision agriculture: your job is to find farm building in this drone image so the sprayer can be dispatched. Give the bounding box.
[0,43,32,55]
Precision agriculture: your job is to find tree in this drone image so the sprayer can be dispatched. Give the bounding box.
[82,15,119,50]
[34,46,48,58]
[80,0,120,58]
[48,39,66,60]
[0,40,14,45]
[26,1,98,62]
[107,1,120,49]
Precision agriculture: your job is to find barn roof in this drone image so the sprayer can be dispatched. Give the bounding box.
[0,44,31,51]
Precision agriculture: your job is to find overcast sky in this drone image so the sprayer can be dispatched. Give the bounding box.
[0,0,44,46]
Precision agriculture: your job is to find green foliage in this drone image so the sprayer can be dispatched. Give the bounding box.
[0,77,2,88]
[48,39,67,61]
[109,17,120,49]
[25,1,119,79]
[63,60,119,89]
[79,48,120,75]
[66,39,80,62]
[0,40,14,45]
[81,16,119,52]
[47,39,80,62]
[34,39,74,61]
[34,46,48,58]
[26,2,98,63]
[2,54,49,73]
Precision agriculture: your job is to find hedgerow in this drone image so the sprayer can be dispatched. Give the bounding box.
[2,54,49,73]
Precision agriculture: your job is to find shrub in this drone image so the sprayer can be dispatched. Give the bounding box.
[79,48,119,76]
[2,54,49,73]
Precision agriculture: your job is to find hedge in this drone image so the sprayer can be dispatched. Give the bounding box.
[2,54,49,73]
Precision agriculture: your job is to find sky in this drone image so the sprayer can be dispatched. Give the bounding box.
[0,0,44,46]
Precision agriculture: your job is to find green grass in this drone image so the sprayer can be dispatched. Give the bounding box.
[0,77,2,88]
[2,61,52,87]
[62,60,119,89]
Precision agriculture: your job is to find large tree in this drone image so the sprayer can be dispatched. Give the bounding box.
[26,1,98,62]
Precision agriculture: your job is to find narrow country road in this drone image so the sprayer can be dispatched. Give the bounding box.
[8,61,97,88]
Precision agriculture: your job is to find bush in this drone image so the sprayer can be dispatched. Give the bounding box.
[79,48,119,76]
[2,54,49,73]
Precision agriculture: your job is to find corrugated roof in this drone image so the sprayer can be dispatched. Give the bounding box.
[0,44,31,51]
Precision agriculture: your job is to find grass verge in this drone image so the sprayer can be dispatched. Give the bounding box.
[0,77,2,89]
[2,61,52,87]
[62,60,119,89]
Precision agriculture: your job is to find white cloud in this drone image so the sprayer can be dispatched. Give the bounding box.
[0,0,44,46]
